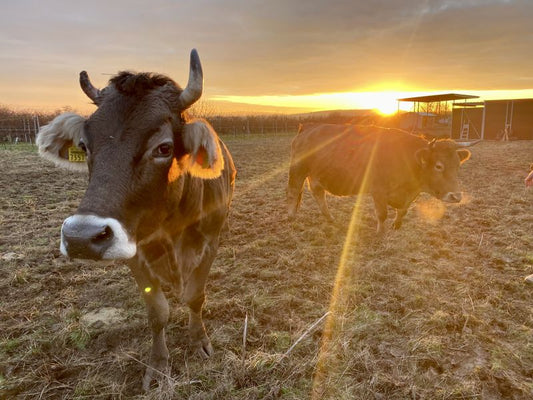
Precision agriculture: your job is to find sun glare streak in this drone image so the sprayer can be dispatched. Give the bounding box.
[238,162,289,195]
[311,141,379,399]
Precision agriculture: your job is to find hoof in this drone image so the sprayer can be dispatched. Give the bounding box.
[141,363,169,393]
[194,337,213,359]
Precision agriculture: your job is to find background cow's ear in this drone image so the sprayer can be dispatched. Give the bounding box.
[457,149,471,164]
[181,118,224,179]
[415,148,431,167]
[36,113,88,172]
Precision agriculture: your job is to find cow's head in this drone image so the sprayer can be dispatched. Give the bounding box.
[37,49,224,260]
[415,139,471,203]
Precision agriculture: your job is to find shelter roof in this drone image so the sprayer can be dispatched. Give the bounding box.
[485,97,533,103]
[403,111,438,116]
[397,93,479,103]
[453,102,485,107]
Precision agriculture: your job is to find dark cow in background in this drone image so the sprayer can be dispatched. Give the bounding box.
[36,50,236,391]
[287,124,471,233]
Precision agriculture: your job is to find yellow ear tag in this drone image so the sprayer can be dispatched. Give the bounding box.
[68,146,86,162]
[144,287,152,293]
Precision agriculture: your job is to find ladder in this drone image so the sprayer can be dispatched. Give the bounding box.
[501,123,511,141]
[460,123,469,140]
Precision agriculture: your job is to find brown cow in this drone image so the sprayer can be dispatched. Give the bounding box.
[36,50,236,391]
[287,124,471,233]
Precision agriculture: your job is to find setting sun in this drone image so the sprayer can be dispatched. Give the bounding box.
[344,91,401,115]
[374,102,398,116]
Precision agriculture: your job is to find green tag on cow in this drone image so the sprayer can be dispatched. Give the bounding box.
[68,146,86,162]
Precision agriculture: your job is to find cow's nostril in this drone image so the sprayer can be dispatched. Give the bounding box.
[93,226,113,243]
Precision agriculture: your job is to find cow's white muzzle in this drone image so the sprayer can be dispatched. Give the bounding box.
[61,214,136,260]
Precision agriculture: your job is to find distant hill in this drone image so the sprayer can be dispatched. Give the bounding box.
[290,109,379,119]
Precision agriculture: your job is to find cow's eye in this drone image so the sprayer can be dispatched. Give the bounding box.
[434,162,445,172]
[154,143,173,158]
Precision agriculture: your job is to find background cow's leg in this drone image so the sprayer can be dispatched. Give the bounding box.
[392,207,408,229]
[372,194,388,234]
[178,227,218,358]
[128,258,170,392]
[308,178,333,221]
[287,166,307,220]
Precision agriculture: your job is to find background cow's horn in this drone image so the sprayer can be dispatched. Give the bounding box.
[456,139,482,147]
[177,49,203,110]
[428,138,437,149]
[79,71,102,105]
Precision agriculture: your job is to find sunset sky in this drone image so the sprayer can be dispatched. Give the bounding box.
[1,0,533,115]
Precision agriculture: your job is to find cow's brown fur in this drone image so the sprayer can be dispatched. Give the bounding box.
[287,124,470,233]
[37,53,236,391]
[111,71,178,97]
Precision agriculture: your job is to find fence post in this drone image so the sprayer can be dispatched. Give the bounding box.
[33,115,39,143]
[23,118,28,143]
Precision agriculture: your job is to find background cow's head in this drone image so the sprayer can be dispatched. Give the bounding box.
[37,49,224,260]
[415,139,471,203]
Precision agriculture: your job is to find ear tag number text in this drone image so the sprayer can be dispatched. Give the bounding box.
[68,146,86,162]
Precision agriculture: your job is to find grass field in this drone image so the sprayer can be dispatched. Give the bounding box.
[1,135,532,399]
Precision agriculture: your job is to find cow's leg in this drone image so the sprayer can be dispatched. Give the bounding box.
[183,258,213,358]
[178,228,217,358]
[128,257,170,392]
[309,178,333,222]
[392,207,408,229]
[372,195,388,234]
[391,194,417,230]
[287,165,307,220]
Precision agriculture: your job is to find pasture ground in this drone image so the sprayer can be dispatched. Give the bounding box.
[0,136,532,399]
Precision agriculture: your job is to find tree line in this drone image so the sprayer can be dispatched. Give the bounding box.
[1,102,397,143]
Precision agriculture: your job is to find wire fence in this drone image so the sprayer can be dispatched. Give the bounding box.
[0,106,390,144]
[0,115,41,144]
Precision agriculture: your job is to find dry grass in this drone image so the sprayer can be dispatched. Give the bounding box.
[1,136,532,399]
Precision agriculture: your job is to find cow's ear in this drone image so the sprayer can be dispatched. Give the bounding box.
[457,149,471,164]
[415,148,431,168]
[181,118,224,179]
[36,113,88,172]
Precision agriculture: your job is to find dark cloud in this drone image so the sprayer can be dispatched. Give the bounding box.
[0,0,531,110]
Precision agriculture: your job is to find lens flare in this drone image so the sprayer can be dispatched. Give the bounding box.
[415,198,446,224]
[311,141,379,398]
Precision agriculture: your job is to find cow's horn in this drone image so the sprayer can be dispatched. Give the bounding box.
[177,49,203,110]
[456,139,482,147]
[428,138,436,149]
[79,71,103,105]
